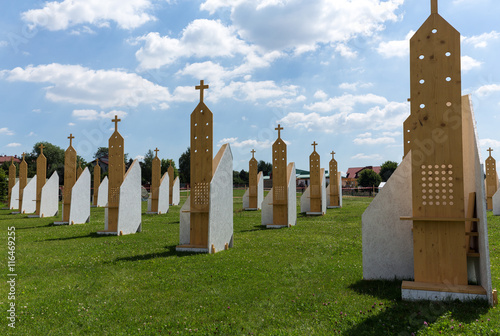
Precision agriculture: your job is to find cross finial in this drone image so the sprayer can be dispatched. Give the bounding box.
[68,133,75,147]
[431,0,438,14]
[195,80,209,103]
[112,115,121,132]
[22,152,26,160]
[312,141,318,152]
[154,147,159,158]
[96,158,99,164]
[275,124,284,138]
[10,156,14,165]
[488,147,494,157]
[331,151,336,159]
[39,143,45,155]
[251,149,256,158]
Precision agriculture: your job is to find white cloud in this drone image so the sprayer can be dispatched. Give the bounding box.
[0,41,7,47]
[357,132,372,138]
[475,84,500,97]
[0,63,170,109]
[280,101,408,133]
[135,155,145,161]
[351,153,383,160]
[21,0,155,31]
[6,143,21,148]
[376,30,414,58]
[353,136,396,145]
[218,137,273,148]
[479,138,500,149]
[463,31,500,48]
[304,93,388,113]
[0,128,14,136]
[461,55,482,72]
[313,90,328,100]
[267,95,306,108]
[28,132,37,136]
[69,26,97,35]
[335,44,358,59]
[201,0,404,53]
[72,109,128,121]
[68,123,75,126]
[339,82,373,91]
[215,80,298,102]
[32,109,41,113]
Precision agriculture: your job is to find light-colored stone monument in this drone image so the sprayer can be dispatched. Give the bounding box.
[300,142,326,215]
[92,158,101,207]
[177,80,233,253]
[168,165,180,206]
[21,176,36,215]
[38,171,59,218]
[243,149,264,210]
[97,176,108,207]
[147,148,169,214]
[362,0,494,305]
[9,181,19,211]
[98,116,141,235]
[7,158,16,210]
[485,148,498,211]
[261,125,297,228]
[327,151,342,208]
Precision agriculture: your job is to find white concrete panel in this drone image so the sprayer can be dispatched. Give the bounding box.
[21,177,37,214]
[402,289,487,302]
[362,154,413,280]
[321,168,327,214]
[179,195,191,245]
[494,188,500,215]
[97,177,108,207]
[117,160,142,235]
[40,171,59,217]
[287,162,297,226]
[208,144,234,253]
[242,188,249,209]
[300,186,310,213]
[69,168,90,224]
[261,188,273,225]
[157,172,169,214]
[339,174,343,207]
[326,184,330,207]
[172,177,180,205]
[257,171,264,209]
[9,181,19,210]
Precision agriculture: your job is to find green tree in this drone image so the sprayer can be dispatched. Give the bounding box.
[379,160,398,182]
[161,158,178,178]
[238,169,249,184]
[233,171,245,185]
[26,142,69,183]
[0,168,7,202]
[357,169,382,187]
[178,147,190,185]
[94,147,108,159]
[140,149,155,184]
[257,160,272,176]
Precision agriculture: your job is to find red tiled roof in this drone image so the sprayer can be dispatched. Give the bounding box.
[0,155,21,164]
[345,166,381,179]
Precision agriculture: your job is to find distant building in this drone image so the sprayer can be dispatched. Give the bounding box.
[344,166,381,187]
[0,155,21,164]
[90,156,109,173]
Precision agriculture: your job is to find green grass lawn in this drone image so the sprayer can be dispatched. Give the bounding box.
[0,192,499,335]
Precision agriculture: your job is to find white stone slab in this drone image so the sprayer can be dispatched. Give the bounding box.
[362,154,413,280]
[243,171,264,210]
[261,188,273,225]
[39,171,59,218]
[494,188,500,216]
[402,289,487,302]
[242,188,249,209]
[179,195,191,245]
[171,176,180,205]
[158,172,169,214]
[69,168,90,224]
[287,162,297,226]
[21,176,37,214]
[208,144,234,252]
[116,160,142,235]
[96,176,108,207]
[9,181,19,210]
[300,185,310,213]
[321,168,326,214]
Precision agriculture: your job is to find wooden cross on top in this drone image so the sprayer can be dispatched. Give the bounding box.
[154,147,159,158]
[22,152,26,160]
[311,141,318,152]
[68,134,75,147]
[275,124,284,139]
[251,149,256,159]
[331,151,336,160]
[112,115,121,132]
[39,143,45,155]
[431,0,438,14]
[196,80,209,103]
[488,147,494,157]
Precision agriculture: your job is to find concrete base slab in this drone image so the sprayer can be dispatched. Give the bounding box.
[244,208,259,211]
[53,221,69,225]
[96,231,119,235]
[402,289,487,302]
[176,246,209,253]
[145,212,159,215]
[27,215,40,218]
[91,205,97,208]
[327,206,341,209]
[263,224,289,229]
[306,212,323,216]
[10,212,21,214]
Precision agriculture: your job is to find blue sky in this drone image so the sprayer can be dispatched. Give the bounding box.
[1,0,500,174]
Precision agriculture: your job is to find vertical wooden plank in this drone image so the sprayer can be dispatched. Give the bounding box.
[168,165,174,205]
[485,149,496,210]
[249,149,258,208]
[108,116,124,232]
[63,136,76,222]
[76,161,83,179]
[329,151,339,207]
[409,4,467,285]
[190,80,212,246]
[309,142,321,212]
[151,148,161,213]
[93,159,101,206]
[272,125,288,225]
[36,144,47,216]
[18,153,27,212]
[8,158,16,209]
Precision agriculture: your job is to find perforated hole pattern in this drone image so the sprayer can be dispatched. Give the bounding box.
[420,164,455,206]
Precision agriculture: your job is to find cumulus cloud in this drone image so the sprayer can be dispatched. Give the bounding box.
[21,0,155,31]
[462,31,500,48]
[6,143,21,148]
[304,93,388,113]
[0,128,14,136]
[479,138,500,149]
[0,63,170,109]
[353,135,396,145]
[218,137,273,148]
[351,153,383,160]
[72,109,128,121]
[201,0,404,53]
[475,84,500,97]
[0,41,8,47]
[376,30,414,58]
[461,55,482,72]
[339,82,373,91]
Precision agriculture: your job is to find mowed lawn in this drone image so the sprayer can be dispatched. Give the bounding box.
[1,191,500,335]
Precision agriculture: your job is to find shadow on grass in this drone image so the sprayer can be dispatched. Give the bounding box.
[41,232,114,241]
[345,279,490,335]
[113,245,200,262]
[13,223,55,229]
[239,225,268,232]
